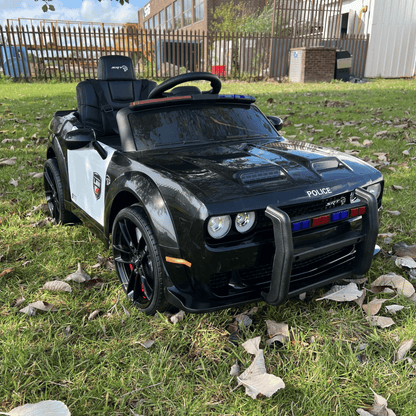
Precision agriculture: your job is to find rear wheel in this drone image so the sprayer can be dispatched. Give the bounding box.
[44,158,75,224]
[112,206,168,315]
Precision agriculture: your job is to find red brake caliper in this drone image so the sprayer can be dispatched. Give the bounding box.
[130,264,146,299]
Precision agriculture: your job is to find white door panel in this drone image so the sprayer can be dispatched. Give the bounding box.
[67,142,116,226]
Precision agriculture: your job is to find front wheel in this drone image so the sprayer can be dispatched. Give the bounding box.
[112,206,168,315]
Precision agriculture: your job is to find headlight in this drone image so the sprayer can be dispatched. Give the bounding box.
[366,183,381,199]
[207,215,231,239]
[235,211,256,233]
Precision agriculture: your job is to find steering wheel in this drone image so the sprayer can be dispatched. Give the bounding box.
[147,72,222,99]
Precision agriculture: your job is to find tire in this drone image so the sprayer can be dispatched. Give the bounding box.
[112,206,169,315]
[43,158,76,224]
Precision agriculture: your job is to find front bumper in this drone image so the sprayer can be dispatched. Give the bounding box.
[165,188,379,312]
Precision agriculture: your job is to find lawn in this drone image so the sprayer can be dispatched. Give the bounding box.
[0,77,415,416]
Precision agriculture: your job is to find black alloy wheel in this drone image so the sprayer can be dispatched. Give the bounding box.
[112,206,168,315]
[44,158,74,224]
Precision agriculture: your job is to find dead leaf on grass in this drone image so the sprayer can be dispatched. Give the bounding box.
[393,242,416,258]
[236,337,285,399]
[362,298,388,316]
[9,179,18,187]
[42,280,72,293]
[0,157,17,166]
[19,301,58,315]
[386,210,401,216]
[28,172,43,179]
[14,296,25,307]
[394,339,413,362]
[230,360,240,376]
[137,339,155,349]
[65,263,91,282]
[391,185,403,191]
[170,310,185,324]
[88,309,100,321]
[265,320,289,346]
[316,283,363,302]
[366,315,395,328]
[0,400,71,416]
[235,313,252,327]
[0,267,13,278]
[371,273,415,298]
[395,256,416,269]
[385,305,406,314]
[357,389,397,416]
[91,255,106,269]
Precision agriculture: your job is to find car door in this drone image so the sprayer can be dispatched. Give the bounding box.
[67,142,116,226]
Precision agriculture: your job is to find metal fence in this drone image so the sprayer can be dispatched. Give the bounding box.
[0,25,369,81]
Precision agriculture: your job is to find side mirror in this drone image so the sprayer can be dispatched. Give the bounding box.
[65,128,94,150]
[65,128,107,159]
[267,116,283,131]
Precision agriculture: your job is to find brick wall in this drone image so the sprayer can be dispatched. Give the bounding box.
[138,0,265,32]
[289,47,336,83]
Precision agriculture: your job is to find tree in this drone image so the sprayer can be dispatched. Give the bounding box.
[35,0,129,13]
[210,2,247,33]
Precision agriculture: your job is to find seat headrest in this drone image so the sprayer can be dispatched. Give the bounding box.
[97,55,136,81]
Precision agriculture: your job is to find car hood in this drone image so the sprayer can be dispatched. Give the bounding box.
[140,139,381,204]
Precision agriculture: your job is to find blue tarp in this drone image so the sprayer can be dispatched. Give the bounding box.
[1,46,30,77]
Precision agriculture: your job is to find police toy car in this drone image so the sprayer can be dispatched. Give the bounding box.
[44,55,383,315]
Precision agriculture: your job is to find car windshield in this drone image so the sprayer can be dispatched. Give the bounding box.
[129,104,279,149]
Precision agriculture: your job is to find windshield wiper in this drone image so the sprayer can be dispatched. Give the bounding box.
[226,134,270,140]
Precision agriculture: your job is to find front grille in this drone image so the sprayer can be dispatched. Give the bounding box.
[209,245,356,295]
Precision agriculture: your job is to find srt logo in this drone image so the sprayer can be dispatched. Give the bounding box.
[111,65,128,72]
[326,197,346,208]
[306,187,332,197]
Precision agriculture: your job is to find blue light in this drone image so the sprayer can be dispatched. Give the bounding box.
[292,222,301,232]
[332,212,340,221]
[340,210,348,219]
[301,220,310,229]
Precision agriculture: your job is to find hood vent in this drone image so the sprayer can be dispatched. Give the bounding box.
[312,157,349,173]
[238,168,285,184]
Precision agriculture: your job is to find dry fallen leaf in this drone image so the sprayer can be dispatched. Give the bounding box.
[235,313,252,327]
[14,296,26,308]
[9,179,18,187]
[371,273,415,298]
[19,301,58,315]
[393,241,416,258]
[42,280,72,293]
[138,339,155,349]
[65,263,91,283]
[394,339,413,362]
[385,210,401,216]
[316,283,363,302]
[0,400,71,416]
[392,185,403,191]
[0,268,13,278]
[362,298,388,316]
[0,157,17,166]
[236,337,285,399]
[395,256,416,269]
[265,320,289,345]
[88,310,100,321]
[385,305,406,314]
[91,255,106,269]
[230,360,240,377]
[170,310,185,324]
[366,315,395,328]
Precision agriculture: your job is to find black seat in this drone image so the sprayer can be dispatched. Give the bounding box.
[76,55,156,137]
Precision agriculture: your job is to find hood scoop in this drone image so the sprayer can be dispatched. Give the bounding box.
[236,167,287,187]
[311,157,351,174]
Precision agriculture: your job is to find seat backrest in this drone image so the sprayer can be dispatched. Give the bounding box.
[76,55,156,137]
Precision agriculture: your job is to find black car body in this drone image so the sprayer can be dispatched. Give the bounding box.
[44,55,383,314]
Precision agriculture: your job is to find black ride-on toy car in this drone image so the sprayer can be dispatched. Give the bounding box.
[44,55,383,315]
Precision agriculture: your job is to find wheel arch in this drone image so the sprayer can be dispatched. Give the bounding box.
[105,174,180,251]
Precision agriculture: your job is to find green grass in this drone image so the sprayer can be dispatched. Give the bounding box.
[1,77,416,415]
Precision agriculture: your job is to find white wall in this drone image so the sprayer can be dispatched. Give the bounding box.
[365,0,416,77]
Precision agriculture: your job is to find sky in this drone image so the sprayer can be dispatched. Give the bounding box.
[0,0,149,27]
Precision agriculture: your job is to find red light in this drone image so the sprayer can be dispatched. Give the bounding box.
[312,215,330,227]
[358,207,366,215]
[350,208,359,217]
